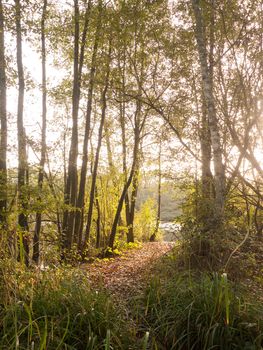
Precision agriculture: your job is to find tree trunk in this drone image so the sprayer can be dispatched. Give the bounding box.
[108,120,140,248]
[119,60,131,236]
[0,0,7,228]
[192,0,225,222]
[15,0,29,265]
[200,95,214,222]
[127,167,139,243]
[118,48,143,243]
[33,0,47,265]
[150,142,161,242]
[83,42,111,250]
[125,90,143,243]
[62,0,81,252]
[75,6,101,248]
[108,152,138,249]
[95,186,101,248]
[44,159,63,241]
[70,0,92,246]
[104,119,115,178]
[200,0,215,218]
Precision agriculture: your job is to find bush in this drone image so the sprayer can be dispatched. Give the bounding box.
[134,199,159,241]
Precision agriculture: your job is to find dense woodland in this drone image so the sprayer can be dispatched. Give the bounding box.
[0,0,262,348]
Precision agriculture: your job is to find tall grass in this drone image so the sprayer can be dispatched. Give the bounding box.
[1,250,262,349]
[137,272,263,349]
[0,262,135,349]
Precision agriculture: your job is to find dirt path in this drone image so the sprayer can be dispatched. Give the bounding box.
[81,242,174,297]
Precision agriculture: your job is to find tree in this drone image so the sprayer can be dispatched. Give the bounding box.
[62,0,90,253]
[150,140,161,242]
[33,0,48,265]
[83,40,112,250]
[0,0,7,228]
[15,0,29,265]
[191,0,225,225]
[74,0,101,249]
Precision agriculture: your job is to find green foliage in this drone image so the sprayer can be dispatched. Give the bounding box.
[101,246,122,257]
[97,241,142,259]
[115,240,142,251]
[136,271,263,349]
[134,198,158,241]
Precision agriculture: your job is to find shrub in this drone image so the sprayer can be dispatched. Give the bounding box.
[134,198,159,241]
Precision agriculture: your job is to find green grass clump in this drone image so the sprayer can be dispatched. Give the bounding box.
[137,272,263,349]
[0,265,133,349]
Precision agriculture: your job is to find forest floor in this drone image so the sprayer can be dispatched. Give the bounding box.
[81,242,175,298]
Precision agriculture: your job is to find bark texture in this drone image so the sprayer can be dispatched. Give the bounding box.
[192,0,225,222]
[15,0,29,265]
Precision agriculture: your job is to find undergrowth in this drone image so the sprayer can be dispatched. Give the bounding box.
[131,247,263,350]
[1,237,263,350]
[0,260,136,349]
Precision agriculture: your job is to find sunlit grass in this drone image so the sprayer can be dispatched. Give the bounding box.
[133,268,263,349]
[1,243,263,350]
[0,262,135,349]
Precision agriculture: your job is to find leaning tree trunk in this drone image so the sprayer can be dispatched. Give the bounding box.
[15,0,29,265]
[124,47,145,243]
[108,122,140,249]
[192,0,225,223]
[118,56,131,235]
[33,0,47,264]
[120,56,143,243]
[0,0,7,228]
[108,153,138,249]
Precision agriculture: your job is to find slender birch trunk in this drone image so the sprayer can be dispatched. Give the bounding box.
[192,0,225,222]
[15,0,29,265]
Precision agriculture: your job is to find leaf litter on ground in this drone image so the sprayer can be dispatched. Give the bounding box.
[80,242,175,298]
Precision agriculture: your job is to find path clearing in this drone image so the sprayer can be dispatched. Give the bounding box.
[81,242,174,297]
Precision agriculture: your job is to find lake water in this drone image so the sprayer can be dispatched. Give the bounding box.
[160,222,181,241]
